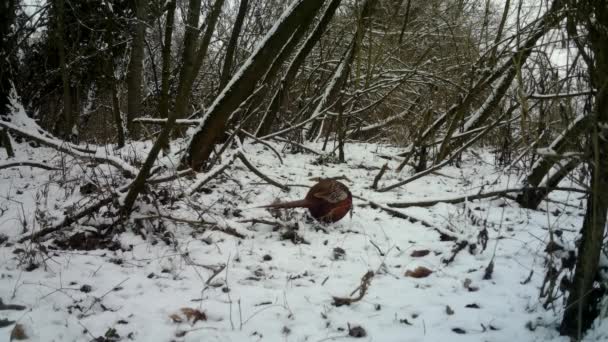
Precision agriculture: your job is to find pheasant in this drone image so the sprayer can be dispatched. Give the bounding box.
[261,179,352,223]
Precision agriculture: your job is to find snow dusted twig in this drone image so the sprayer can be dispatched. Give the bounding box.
[18,197,115,242]
[0,120,137,177]
[135,214,246,239]
[385,187,586,208]
[354,195,433,228]
[332,270,374,307]
[528,90,595,100]
[187,151,240,195]
[355,195,468,241]
[378,108,512,192]
[228,129,283,164]
[0,160,59,171]
[273,136,321,155]
[236,151,288,191]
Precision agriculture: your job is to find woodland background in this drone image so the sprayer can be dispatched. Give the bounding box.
[1,0,607,340]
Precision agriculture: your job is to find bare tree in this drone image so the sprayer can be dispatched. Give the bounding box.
[126,0,149,133]
[183,0,327,171]
[560,0,608,337]
[219,0,249,91]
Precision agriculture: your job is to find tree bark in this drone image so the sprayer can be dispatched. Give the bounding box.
[560,0,608,337]
[126,0,148,133]
[55,0,74,141]
[219,0,249,91]
[121,0,225,214]
[255,0,341,137]
[159,0,176,120]
[305,0,378,141]
[517,115,588,209]
[0,0,16,157]
[183,0,327,171]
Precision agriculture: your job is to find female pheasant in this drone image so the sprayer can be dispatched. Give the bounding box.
[262,179,352,223]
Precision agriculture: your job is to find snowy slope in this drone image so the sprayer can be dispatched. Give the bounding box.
[0,138,606,342]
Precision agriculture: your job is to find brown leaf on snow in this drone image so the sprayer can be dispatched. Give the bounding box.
[181,307,207,324]
[10,323,28,341]
[405,266,433,278]
[410,250,430,257]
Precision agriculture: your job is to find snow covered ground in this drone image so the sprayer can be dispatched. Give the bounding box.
[1,137,606,341]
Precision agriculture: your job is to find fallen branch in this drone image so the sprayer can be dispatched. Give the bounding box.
[371,163,388,190]
[234,129,283,164]
[354,195,434,228]
[332,270,374,306]
[18,196,115,243]
[0,160,59,171]
[355,195,464,241]
[237,151,288,191]
[273,136,321,155]
[385,186,586,208]
[147,168,196,184]
[187,151,240,195]
[378,108,511,192]
[0,120,137,177]
[135,214,246,239]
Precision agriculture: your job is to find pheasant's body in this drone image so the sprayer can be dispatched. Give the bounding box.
[262,179,352,223]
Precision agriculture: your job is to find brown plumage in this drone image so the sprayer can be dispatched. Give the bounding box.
[261,179,353,223]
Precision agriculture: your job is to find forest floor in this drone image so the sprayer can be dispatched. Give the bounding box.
[1,137,607,342]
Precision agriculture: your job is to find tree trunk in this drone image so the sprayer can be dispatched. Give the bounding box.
[126,0,148,134]
[1,0,16,157]
[517,115,588,209]
[121,0,225,214]
[183,0,327,171]
[305,0,378,141]
[219,0,249,91]
[56,0,73,141]
[255,0,341,137]
[159,0,176,120]
[560,0,608,337]
[171,0,225,139]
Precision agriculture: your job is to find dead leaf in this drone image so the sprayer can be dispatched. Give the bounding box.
[348,324,366,338]
[446,305,454,315]
[405,266,433,278]
[181,307,207,324]
[11,323,28,341]
[452,327,466,334]
[410,250,430,257]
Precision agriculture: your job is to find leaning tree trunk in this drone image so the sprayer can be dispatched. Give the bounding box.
[182,0,327,171]
[560,0,608,337]
[304,0,377,142]
[126,0,148,134]
[121,0,225,214]
[434,0,565,163]
[517,115,588,209]
[255,0,342,137]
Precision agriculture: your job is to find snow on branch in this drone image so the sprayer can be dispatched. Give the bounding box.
[0,160,60,171]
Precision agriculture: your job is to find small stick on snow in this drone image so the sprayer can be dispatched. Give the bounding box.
[237,152,288,191]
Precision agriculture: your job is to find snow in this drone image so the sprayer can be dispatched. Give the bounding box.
[2,134,607,341]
